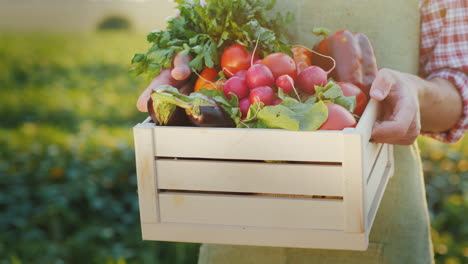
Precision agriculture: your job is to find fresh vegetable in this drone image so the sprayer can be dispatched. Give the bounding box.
[130,0,292,79]
[337,82,367,116]
[313,80,356,113]
[291,46,312,73]
[273,98,283,105]
[148,97,190,126]
[241,97,328,131]
[319,103,356,130]
[151,86,235,127]
[245,64,275,89]
[193,67,219,92]
[275,74,294,93]
[297,66,328,94]
[239,97,251,118]
[249,86,275,106]
[313,29,378,96]
[223,77,249,99]
[261,53,297,79]
[234,70,247,79]
[221,44,253,77]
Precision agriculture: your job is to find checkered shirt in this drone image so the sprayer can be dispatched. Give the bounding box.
[419,0,468,143]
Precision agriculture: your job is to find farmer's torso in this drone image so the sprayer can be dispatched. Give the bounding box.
[198,0,434,263]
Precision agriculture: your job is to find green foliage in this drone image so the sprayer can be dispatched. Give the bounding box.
[418,136,468,264]
[0,33,199,264]
[130,0,293,78]
[0,32,466,264]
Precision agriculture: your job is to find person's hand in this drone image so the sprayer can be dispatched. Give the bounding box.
[136,53,192,112]
[369,68,421,145]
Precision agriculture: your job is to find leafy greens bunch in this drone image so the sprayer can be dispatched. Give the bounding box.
[130,0,293,79]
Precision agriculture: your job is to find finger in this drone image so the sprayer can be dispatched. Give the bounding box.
[370,69,394,101]
[376,113,421,145]
[171,53,192,80]
[371,95,417,142]
[136,69,172,112]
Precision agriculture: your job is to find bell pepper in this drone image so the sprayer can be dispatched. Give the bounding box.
[313,30,378,97]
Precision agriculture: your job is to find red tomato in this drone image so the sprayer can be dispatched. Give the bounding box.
[336,82,368,116]
[261,53,297,80]
[319,103,357,130]
[221,44,252,77]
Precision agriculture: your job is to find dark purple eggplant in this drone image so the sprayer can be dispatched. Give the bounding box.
[147,97,190,126]
[150,85,235,128]
[188,101,235,127]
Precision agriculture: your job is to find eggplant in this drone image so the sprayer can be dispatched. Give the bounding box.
[187,101,235,127]
[150,85,235,128]
[147,97,190,126]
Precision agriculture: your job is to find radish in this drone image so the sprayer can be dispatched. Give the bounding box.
[245,64,275,89]
[297,66,328,94]
[249,86,275,106]
[273,98,283,105]
[275,74,294,93]
[239,97,251,118]
[234,70,247,79]
[223,77,249,99]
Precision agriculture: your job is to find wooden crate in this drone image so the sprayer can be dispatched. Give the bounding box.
[133,99,394,250]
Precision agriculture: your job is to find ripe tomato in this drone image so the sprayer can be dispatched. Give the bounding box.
[221,44,252,77]
[336,82,368,116]
[261,53,297,80]
[319,103,357,130]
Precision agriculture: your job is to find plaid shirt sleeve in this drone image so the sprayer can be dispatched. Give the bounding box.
[419,0,468,143]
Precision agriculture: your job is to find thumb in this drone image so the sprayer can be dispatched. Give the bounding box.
[171,52,192,81]
[370,69,394,101]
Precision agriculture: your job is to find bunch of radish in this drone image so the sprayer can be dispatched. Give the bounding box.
[197,43,367,130]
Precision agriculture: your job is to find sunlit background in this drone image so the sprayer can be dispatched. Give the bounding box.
[0,0,466,263]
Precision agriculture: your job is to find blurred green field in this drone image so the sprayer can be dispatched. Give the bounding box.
[0,33,466,264]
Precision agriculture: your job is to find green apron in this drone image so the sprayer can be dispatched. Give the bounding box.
[198,0,434,263]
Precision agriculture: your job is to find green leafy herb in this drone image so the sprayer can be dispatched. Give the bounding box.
[130,0,293,79]
[314,80,356,112]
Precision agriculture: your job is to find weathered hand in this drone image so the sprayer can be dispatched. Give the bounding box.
[370,68,421,145]
[136,53,192,112]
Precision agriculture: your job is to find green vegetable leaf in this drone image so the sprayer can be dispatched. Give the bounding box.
[130,0,293,79]
[293,101,328,131]
[334,96,357,113]
[257,105,300,131]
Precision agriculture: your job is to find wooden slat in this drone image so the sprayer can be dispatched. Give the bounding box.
[342,133,365,233]
[354,99,382,180]
[159,193,344,230]
[153,127,344,162]
[142,222,368,250]
[363,142,383,181]
[355,99,379,143]
[133,123,160,224]
[366,144,389,214]
[157,160,343,196]
[366,145,394,232]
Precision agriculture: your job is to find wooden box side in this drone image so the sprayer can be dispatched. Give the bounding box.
[141,222,369,250]
[133,122,160,224]
[153,127,345,162]
[158,193,344,230]
[156,159,343,196]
